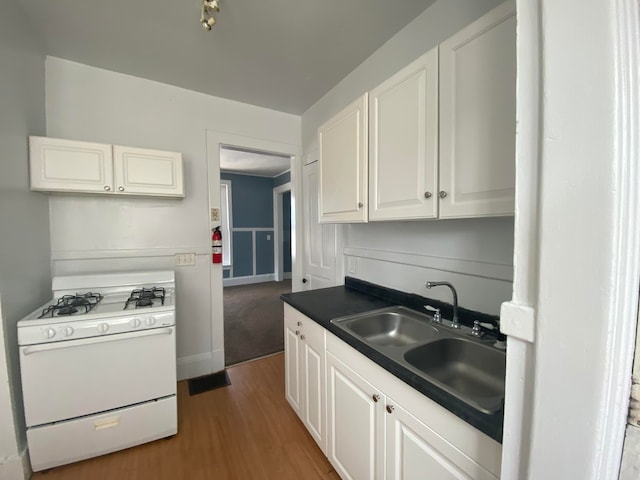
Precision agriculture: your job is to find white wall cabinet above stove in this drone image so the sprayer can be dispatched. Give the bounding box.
[29,136,184,198]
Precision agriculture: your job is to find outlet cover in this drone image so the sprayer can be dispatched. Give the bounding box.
[211,208,220,222]
[174,253,196,266]
[347,257,357,274]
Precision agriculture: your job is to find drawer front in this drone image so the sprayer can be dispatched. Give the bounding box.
[27,396,177,472]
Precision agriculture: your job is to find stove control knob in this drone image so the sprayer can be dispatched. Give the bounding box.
[97,323,109,334]
[63,326,74,337]
[44,328,56,339]
[146,317,156,327]
[130,318,141,329]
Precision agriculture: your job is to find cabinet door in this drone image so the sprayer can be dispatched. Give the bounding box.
[302,159,340,290]
[326,351,384,480]
[369,47,439,221]
[29,136,113,194]
[385,400,498,480]
[318,93,368,223]
[439,1,516,218]
[284,310,303,418]
[301,317,326,454]
[113,145,184,197]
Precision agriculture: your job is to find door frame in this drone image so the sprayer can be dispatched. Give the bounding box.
[206,130,302,373]
[273,181,292,282]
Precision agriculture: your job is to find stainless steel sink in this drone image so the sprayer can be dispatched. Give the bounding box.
[330,306,506,414]
[404,338,505,413]
[330,306,438,347]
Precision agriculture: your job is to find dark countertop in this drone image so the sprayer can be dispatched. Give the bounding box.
[281,277,504,443]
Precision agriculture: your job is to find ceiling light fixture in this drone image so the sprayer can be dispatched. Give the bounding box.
[200,0,220,31]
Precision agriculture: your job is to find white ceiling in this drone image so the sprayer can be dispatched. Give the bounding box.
[220,146,291,177]
[15,0,435,115]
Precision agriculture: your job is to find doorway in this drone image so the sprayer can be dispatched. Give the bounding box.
[218,145,293,366]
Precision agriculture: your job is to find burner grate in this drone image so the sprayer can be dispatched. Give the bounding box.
[124,287,166,310]
[38,292,103,319]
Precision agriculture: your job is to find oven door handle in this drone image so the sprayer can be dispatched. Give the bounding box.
[22,327,174,356]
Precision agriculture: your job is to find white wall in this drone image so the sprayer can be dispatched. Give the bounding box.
[301,0,511,316]
[0,1,49,477]
[45,58,300,378]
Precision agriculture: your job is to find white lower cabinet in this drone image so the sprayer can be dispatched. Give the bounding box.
[284,304,327,453]
[327,351,384,480]
[285,305,502,479]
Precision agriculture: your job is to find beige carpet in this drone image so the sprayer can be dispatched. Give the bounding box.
[224,280,292,366]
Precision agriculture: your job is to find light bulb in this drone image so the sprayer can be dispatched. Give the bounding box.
[202,19,211,30]
[207,16,216,27]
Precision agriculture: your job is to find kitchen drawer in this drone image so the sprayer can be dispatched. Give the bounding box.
[27,395,177,471]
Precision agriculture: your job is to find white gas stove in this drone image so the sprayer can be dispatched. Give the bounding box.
[18,270,178,472]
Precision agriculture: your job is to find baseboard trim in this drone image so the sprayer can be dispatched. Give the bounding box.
[177,353,212,381]
[0,448,31,480]
[223,274,275,287]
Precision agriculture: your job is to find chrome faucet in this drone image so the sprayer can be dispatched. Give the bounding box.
[425,281,460,329]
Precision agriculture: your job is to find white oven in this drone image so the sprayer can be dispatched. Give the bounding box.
[18,270,177,471]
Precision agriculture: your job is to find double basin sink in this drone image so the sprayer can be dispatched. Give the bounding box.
[330,306,506,414]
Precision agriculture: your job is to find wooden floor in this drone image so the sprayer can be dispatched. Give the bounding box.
[32,354,339,480]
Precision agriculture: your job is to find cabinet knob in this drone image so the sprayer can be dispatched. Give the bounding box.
[118,186,125,192]
[300,335,306,340]
[295,330,300,336]
[386,405,395,414]
[424,191,432,199]
[302,278,308,284]
[297,321,302,326]
[357,202,363,208]
[438,191,447,199]
[104,186,111,191]
[372,394,380,403]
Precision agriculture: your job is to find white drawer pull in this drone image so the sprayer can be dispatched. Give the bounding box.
[94,416,121,430]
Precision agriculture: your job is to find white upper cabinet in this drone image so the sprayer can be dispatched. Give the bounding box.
[369,47,439,221]
[439,1,516,218]
[29,137,114,194]
[318,93,368,223]
[29,136,184,198]
[113,145,184,197]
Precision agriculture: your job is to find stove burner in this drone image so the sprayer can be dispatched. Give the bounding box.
[57,306,78,316]
[38,292,103,319]
[124,287,166,310]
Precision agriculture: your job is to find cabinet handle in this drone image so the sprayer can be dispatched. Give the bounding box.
[104,186,111,191]
[118,186,125,192]
[297,321,302,326]
[424,191,432,199]
[438,191,447,199]
[357,202,363,208]
[300,335,306,340]
[386,405,395,414]
[372,394,380,403]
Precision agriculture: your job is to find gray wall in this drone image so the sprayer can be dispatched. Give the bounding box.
[300,0,511,315]
[0,0,50,469]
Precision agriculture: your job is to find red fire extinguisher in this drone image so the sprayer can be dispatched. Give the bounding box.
[212,227,222,264]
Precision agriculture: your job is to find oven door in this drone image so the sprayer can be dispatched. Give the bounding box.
[20,327,176,427]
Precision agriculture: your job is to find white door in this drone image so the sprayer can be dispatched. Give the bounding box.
[326,351,384,480]
[369,47,439,221]
[302,157,340,290]
[439,1,516,218]
[113,145,184,197]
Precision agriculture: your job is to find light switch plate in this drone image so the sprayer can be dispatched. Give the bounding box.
[174,253,196,266]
